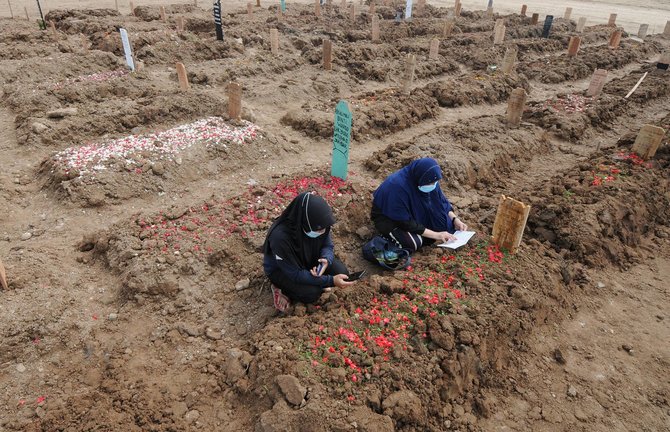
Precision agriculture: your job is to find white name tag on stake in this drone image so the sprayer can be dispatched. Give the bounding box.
[119,28,135,72]
[405,0,413,19]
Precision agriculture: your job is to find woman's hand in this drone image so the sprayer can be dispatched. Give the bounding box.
[454,218,468,232]
[333,274,355,288]
[435,231,457,243]
[310,258,329,276]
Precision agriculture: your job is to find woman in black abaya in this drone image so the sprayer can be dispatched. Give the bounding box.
[263,192,353,309]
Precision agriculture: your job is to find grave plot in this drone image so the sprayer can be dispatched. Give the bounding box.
[420,70,528,107]
[524,66,670,142]
[6,73,229,149]
[85,173,369,301]
[38,117,285,207]
[518,39,662,83]
[280,88,439,139]
[0,20,73,60]
[364,114,551,198]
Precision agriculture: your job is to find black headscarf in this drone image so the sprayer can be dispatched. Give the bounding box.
[263,192,336,268]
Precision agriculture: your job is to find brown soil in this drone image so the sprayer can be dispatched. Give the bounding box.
[1,2,669,432]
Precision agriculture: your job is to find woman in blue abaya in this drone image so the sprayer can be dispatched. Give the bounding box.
[371,158,468,252]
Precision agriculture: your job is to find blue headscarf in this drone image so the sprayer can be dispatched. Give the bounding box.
[373,158,454,233]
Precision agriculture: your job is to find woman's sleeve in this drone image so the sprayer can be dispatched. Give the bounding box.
[270,236,333,287]
[319,233,335,264]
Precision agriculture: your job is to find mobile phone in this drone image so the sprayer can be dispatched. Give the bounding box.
[316,262,324,275]
[347,270,366,281]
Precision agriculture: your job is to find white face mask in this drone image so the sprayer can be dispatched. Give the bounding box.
[418,181,438,193]
[304,228,326,238]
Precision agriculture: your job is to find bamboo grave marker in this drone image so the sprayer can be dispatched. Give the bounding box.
[531,13,539,25]
[576,17,586,32]
[454,1,461,17]
[429,38,439,60]
[160,6,166,21]
[177,16,185,32]
[417,0,425,16]
[257,0,261,6]
[520,5,527,17]
[609,30,622,49]
[494,24,506,45]
[371,15,380,42]
[24,6,28,20]
[501,47,517,73]
[506,88,526,127]
[607,13,616,27]
[492,195,530,254]
[7,0,14,19]
[563,7,572,21]
[228,82,242,120]
[247,3,253,17]
[586,69,607,97]
[315,0,321,17]
[49,20,56,33]
[638,24,648,39]
[631,125,665,160]
[486,7,493,19]
[115,0,119,12]
[176,62,190,90]
[130,1,135,16]
[350,4,356,22]
[323,39,333,70]
[401,54,416,95]
[0,257,8,290]
[567,36,581,56]
[270,28,279,55]
[369,2,375,15]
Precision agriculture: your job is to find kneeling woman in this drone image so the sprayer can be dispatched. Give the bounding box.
[263,192,354,305]
[371,157,468,253]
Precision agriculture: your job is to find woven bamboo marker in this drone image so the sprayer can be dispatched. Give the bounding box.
[492,195,531,254]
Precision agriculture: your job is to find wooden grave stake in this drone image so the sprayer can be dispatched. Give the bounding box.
[664,20,670,37]
[443,18,455,37]
[176,62,190,90]
[494,24,506,45]
[49,20,56,33]
[247,3,253,17]
[371,15,380,42]
[494,18,504,32]
[276,6,283,21]
[270,28,279,55]
[350,4,356,22]
[506,88,526,127]
[7,0,14,19]
[576,17,586,32]
[531,13,539,25]
[24,6,28,20]
[486,7,493,19]
[501,47,517,73]
[129,1,135,16]
[625,72,647,99]
[323,39,333,70]
[160,5,166,21]
[228,82,242,120]
[429,38,439,60]
[401,54,416,95]
[492,195,531,254]
[631,125,666,160]
[608,30,622,49]
[115,0,119,12]
[0,257,8,291]
[607,13,616,27]
[332,100,353,180]
[257,0,261,6]
[454,1,461,17]
[369,2,375,15]
[563,7,572,21]
[567,36,581,56]
[177,16,185,32]
[638,24,648,39]
[586,69,608,97]
[315,0,321,17]
[520,4,527,17]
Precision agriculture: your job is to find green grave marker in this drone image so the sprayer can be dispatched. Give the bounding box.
[331,100,352,180]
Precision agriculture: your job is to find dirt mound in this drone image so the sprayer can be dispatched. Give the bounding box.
[421,71,528,107]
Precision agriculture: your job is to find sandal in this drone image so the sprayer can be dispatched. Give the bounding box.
[271,284,290,313]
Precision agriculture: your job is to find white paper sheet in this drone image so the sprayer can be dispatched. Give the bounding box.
[437,230,476,249]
